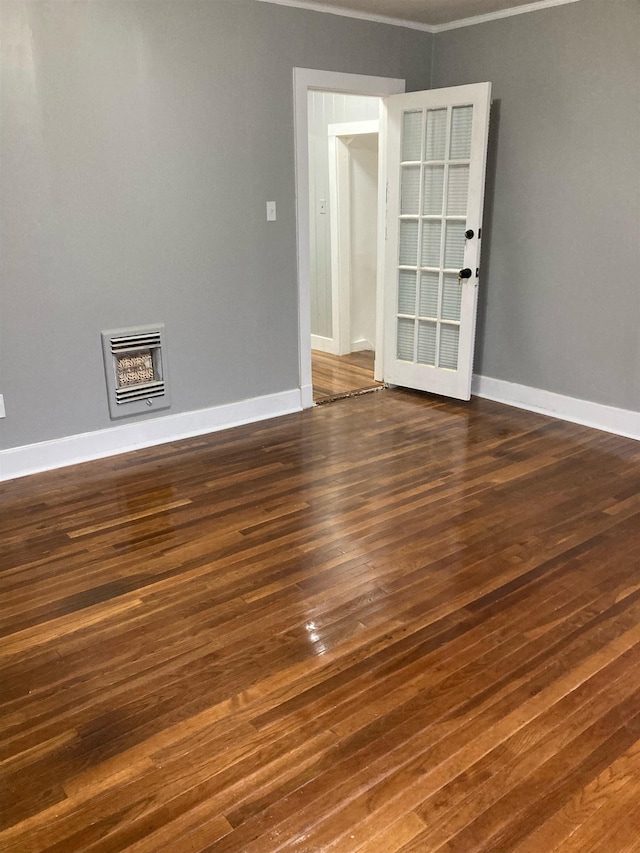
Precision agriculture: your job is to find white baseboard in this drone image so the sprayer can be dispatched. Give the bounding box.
[300,383,314,409]
[472,374,640,441]
[350,338,374,353]
[0,389,303,482]
[4,377,636,482]
[310,334,339,354]
[310,335,374,355]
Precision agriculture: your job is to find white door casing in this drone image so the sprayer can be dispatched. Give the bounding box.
[382,83,492,400]
[328,120,379,356]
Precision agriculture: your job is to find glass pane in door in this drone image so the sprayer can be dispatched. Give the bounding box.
[441,273,462,322]
[386,84,490,399]
[399,220,419,265]
[394,102,475,374]
[398,271,417,314]
[439,325,460,369]
[397,317,415,360]
[421,220,441,267]
[444,221,465,268]
[423,166,444,215]
[446,165,469,215]
[419,272,439,318]
[450,106,473,159]
[417,321,437,365]
[401,166,421,214]
[402,111,422,161]
[425,109,447,159]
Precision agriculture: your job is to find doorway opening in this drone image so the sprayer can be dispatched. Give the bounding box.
[296,71,493,407]
[294,69,406,409]
[310,106,383,402]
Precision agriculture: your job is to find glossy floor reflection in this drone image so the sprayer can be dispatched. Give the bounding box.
[2,389,640,853]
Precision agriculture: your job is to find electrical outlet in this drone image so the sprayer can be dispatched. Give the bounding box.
[0,395,5,418]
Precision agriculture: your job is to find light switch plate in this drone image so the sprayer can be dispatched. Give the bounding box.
[0,395,5,418]
[266,201,277,221]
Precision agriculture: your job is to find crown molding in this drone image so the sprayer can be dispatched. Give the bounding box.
[255,0,584,33]
[254,0,435,31]
[431,0,584,32]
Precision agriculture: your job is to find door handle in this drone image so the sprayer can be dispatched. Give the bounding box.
[458,268,473,279]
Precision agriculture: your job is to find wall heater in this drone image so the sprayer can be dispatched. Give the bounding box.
[101,325,171,419]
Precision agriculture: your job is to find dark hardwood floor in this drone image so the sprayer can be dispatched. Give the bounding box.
[2,389,640,853]
[312,349,383,402]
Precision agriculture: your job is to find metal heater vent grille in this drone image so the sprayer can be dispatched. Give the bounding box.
[111,331,162,352]
[102,325,171,419]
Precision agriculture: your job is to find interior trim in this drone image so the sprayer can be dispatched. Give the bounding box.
[472,374,640,441]
[431,0,584,32]
[256,0,434,31]
[2,376,636,481]
[0,389,303,482]
[256,0,584,33]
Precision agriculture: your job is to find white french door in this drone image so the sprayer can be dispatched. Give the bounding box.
[382,83,492,400]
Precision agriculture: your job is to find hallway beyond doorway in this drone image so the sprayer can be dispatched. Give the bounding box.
[312,350,384,403]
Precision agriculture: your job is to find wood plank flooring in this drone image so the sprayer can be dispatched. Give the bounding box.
[2,388,640,853]
[312,349,383,402]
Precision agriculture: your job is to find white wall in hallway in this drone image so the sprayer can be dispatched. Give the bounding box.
[349,133,379,351]
[308,91,380,340]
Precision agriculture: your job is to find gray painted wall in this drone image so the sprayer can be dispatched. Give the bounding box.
[432,0,640,411]
[0,0,433,449]
[308,91,379,340]
[2,0,638,455]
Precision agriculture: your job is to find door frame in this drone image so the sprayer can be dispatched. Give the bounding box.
[328,120,379,357]
[293,68,405,407]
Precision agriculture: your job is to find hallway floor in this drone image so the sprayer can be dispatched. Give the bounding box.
[311,349,384,403]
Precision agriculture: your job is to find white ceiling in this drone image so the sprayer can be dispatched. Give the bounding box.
[257,0,583,30]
